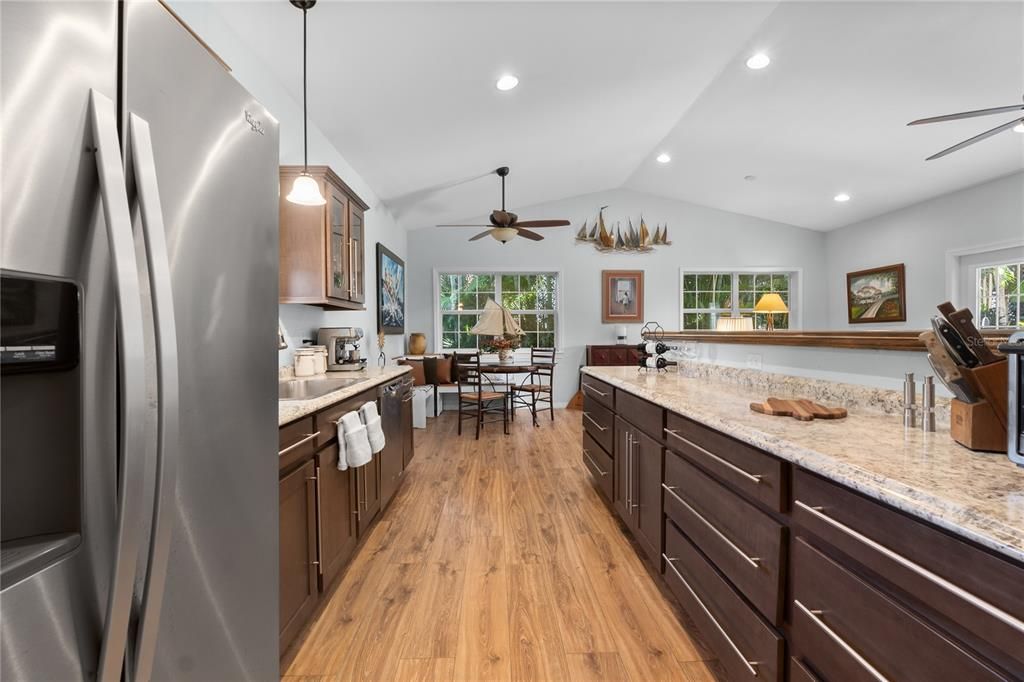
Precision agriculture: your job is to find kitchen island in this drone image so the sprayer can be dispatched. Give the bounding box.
[580,365,1023,682]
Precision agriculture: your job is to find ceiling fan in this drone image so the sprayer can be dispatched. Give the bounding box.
[908,94,1024,160]
[436,166,570,243]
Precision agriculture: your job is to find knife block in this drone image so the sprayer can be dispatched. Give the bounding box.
[950,399,1004,452]
[960,360,1008,429]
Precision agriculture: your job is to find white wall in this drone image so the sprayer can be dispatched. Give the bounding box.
[170,2,408,368]
[406,187,828,403]
[825,171,1024,329]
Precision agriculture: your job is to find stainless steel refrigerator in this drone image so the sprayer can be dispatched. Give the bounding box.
[1,1,279,679]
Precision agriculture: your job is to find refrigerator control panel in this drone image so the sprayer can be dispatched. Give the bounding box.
[1,273,79,373]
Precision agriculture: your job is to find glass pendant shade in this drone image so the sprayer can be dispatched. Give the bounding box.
[286,173,326,206]
[490,227,518,243]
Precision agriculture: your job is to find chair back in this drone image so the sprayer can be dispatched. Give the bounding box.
[456,352,482,396]
[530,347,556,384]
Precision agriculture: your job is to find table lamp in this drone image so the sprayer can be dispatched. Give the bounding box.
[715,316,754,332]
[754,293,788,331]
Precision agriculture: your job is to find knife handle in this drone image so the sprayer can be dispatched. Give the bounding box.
[918,331,963,381]
[947,309,1001,365]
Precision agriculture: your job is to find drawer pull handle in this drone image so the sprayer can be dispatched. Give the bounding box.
[582,382,608,398]
[663,484,761,568]
[583,412,608,432]
[582,448,608,476]
[663,554,760,677]
[794,501,1024,637]
[279,431,320,456]
[664,429,762,484]
[794,600,888,682]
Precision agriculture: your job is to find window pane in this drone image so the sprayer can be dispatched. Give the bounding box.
[537,332,555,348]
[683,292,697,309]
[536,313,555,331]
[476,274,495,292]
[517,292,537,310]
[459,314,477,333]
[459,292,478,310]
[696,291,713,308]
[519,274,537,291]
[738,274,754,290]
[738,291,755,308]
[442,332,457,349]
[715,291,732,308]
[501,292,520,309]
[518,314,538,332]
[442,314,458,332]
[772,274,789,291]
[697,274,713,290]
[459,333,478,349]
[683,274,696,291]
[501,274,517,291]
[755,274,771,290]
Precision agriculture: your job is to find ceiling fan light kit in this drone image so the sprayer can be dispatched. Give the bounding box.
[435,166,571,243]
[908,93,1024,160]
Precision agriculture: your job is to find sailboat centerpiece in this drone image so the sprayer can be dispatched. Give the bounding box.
[471,298,524,363]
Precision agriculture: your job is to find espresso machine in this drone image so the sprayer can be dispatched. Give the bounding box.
[316,327,367,372]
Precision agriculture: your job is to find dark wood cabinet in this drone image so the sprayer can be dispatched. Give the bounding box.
[586,344,642,367]
[278,375,414,659]
[401,391,414,468]
[315,444,357,590]
[580,371,1024,682]
[279,459,318,653]
[612,415,663,564]
[279,165,369,310]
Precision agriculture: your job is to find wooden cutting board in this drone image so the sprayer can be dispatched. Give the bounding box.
[750,398,847,421]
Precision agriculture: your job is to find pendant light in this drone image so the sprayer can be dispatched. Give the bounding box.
[286,0,326,206]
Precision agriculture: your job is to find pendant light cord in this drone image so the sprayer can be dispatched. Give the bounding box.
[302,5,309,172]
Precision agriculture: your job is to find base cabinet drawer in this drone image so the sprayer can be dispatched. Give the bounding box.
[791,537,1009,682]
[582,395,614,453]
[793,470,1024,677]
[615,389,663,440]
[664,451,784,624]
[790,657,821,682]
[582,431,613,501]
[663,519,783,682]
[580,375,614,409]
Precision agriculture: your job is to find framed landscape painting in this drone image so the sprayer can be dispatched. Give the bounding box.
[376,243,405,334]
[602,270,644,323]
[846,263,906,324]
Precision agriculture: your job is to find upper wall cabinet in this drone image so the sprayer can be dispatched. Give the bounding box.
[279,166,369,309]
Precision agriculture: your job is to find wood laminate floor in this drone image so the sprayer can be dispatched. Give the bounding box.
[283,408,723,682]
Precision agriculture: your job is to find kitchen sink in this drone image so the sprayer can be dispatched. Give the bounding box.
[278,376,364,401]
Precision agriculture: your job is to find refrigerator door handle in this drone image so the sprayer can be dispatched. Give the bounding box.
[126,113,180,682]
[89,90,150,682]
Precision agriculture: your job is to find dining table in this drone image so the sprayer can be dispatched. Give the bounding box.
[478,361,541,426]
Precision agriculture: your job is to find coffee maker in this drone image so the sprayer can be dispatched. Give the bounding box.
[316,327,367,372]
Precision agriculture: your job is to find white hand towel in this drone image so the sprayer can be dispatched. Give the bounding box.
[335,415,348,470]
[342,411,372,469]
[360,401,386,453]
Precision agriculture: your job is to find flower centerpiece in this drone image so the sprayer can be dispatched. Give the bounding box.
[470,298,524,364]
[482,334,521,363]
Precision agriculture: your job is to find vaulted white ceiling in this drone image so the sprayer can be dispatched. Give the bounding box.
[205,1,1024,231]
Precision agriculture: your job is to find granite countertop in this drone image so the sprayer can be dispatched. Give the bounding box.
[278,366,412,426]
[582,365,1024,563]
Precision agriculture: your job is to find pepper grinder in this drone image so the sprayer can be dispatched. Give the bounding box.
[921,375,936,433]
[903,372,917,428]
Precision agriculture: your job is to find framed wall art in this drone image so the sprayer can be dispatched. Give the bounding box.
[376,243,406,334]
[602,270,644,323]
[846,263,906,324]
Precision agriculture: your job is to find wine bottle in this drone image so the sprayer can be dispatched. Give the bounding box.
[638,356,676,369]
[636,341,670,355]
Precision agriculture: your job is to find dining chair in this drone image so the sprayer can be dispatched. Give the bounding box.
[456,353,509,438]
[512,347,555,425]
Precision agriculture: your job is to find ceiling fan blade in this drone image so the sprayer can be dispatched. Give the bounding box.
[908,103,1024,126]
[514,227,545,241]
[513,219,572,228]
[925,116,1024,160]
[436,224,492,228]
[468,229,493,241]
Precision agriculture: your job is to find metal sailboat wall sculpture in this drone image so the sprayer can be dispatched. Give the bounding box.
[574,206,672,252]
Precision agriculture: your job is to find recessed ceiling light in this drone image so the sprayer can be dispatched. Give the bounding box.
[1014,122,1024,133]
[495,74,519,91]
[744,175,757,181]
[834,193,851,202]
[656,152,671,163]
[746,53,770,70]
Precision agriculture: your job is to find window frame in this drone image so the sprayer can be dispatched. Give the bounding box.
[947,240,1024,330]
[432,267,563,353]
[678,266,803,331]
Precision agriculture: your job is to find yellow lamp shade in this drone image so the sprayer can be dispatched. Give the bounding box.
[754,293,788,313]
[716,316,754,331]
